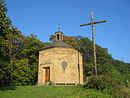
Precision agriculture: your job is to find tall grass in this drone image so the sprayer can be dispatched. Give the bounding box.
[0,86,113,98]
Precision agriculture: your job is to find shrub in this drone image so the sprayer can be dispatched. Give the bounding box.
[84,75,126,97]
[84,75,114,90]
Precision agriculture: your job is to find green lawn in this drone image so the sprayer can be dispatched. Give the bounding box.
[0,86,113,98]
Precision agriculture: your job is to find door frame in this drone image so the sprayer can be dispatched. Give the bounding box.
[44,67,50,82]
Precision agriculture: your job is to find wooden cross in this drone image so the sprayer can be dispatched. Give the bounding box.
[80,11,106,76]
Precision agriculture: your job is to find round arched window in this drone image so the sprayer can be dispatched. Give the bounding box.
[61,61,67,72]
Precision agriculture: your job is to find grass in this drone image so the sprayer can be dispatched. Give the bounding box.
[0,85,113,98]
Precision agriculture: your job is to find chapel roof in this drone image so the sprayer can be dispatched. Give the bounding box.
[39,40,73,51]
[39,30,74,51]
[55,31,63,34]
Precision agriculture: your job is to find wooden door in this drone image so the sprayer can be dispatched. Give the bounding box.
[45,67,50,82]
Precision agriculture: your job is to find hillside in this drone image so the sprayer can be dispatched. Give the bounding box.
[1,0,130,97]
[0,86,113,98]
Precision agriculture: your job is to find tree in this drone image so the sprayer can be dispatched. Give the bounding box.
[13,34,44,85]
[0,0,24,86]
[0,0,12,86]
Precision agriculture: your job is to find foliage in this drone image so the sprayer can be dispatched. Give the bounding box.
[13,59,30,85]
[0,2,24,86]
[84,76,112,90]
[0,0,44,86]
[49,34,56,42]
[0,0,20,87]
[63,36,113,76]
[62,35,130,97]
[84,75,130,97]
[1,1,130,98]
[16,34,44,85]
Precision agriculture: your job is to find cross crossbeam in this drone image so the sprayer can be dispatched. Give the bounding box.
[80,20,106,27]
[80,11,106,76]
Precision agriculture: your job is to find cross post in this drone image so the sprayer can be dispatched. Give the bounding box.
[80,11,106,76]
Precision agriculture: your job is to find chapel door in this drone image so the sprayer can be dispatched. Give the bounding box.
[45,67,50,82]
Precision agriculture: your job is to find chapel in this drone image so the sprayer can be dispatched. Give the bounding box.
[38,31,83,85]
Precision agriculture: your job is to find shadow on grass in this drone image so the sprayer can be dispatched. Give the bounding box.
[0,84,16,91]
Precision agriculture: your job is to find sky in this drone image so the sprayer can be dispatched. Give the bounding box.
[5,0,130,63]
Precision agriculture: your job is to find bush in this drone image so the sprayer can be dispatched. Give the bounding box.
[84,75,127,97]
[84,76,114,90]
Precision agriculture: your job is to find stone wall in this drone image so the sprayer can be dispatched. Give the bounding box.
[38,47,83,85]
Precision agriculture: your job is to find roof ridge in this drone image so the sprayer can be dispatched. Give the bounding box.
[39,40,73,51]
